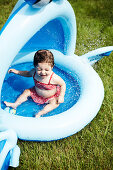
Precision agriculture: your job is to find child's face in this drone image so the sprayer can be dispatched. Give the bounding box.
[36,63,53,78]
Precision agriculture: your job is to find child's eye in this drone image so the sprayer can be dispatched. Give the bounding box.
[37,68,41,71]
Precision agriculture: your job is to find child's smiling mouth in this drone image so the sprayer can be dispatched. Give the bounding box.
[40,74,47,77]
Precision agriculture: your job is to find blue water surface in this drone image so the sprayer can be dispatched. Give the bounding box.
[1,62,80,117]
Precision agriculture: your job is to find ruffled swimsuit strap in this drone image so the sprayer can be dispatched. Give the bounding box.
[48,72,54,84]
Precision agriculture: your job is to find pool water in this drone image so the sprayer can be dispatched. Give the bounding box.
[1,62,81,117]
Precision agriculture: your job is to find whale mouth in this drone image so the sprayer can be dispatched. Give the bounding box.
[1,14,79,117]
[18,18,65,56]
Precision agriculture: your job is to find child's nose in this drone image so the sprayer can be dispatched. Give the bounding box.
[42,70,45,74]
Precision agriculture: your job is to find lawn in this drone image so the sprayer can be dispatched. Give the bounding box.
[0,0,113,169]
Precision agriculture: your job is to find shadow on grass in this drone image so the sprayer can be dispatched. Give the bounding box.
[0,0,11,5]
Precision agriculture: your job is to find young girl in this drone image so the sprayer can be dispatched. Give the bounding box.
[4,50,66,118]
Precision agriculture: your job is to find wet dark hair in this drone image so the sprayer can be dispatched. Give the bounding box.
[33,50,54,68]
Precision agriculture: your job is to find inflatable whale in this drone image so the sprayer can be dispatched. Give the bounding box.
[0,0,113,144]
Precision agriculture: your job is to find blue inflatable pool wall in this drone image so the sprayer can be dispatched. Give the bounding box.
[0,0,113,168]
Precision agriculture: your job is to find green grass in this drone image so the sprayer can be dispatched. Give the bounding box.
[0,0,113,169]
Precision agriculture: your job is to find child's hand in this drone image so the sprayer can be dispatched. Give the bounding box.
[8,69,18,74]
[57,96,64,104]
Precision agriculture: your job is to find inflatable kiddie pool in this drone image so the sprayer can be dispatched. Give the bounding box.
[0,0,113,143]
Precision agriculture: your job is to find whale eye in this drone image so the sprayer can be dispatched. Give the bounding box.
[24,0,52,8]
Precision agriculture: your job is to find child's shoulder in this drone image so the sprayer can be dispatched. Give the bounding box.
[52,72,60,79]
[52,72,63,84]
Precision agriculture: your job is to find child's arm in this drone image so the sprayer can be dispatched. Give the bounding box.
[8,68,35,77]
[53,74,66,104]
[58,79,66,103]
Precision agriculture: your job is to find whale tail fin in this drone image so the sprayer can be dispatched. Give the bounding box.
[80,46,113,65]
[0,130,20,170]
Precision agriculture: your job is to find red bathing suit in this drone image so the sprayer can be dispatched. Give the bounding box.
[30,72,60,104]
